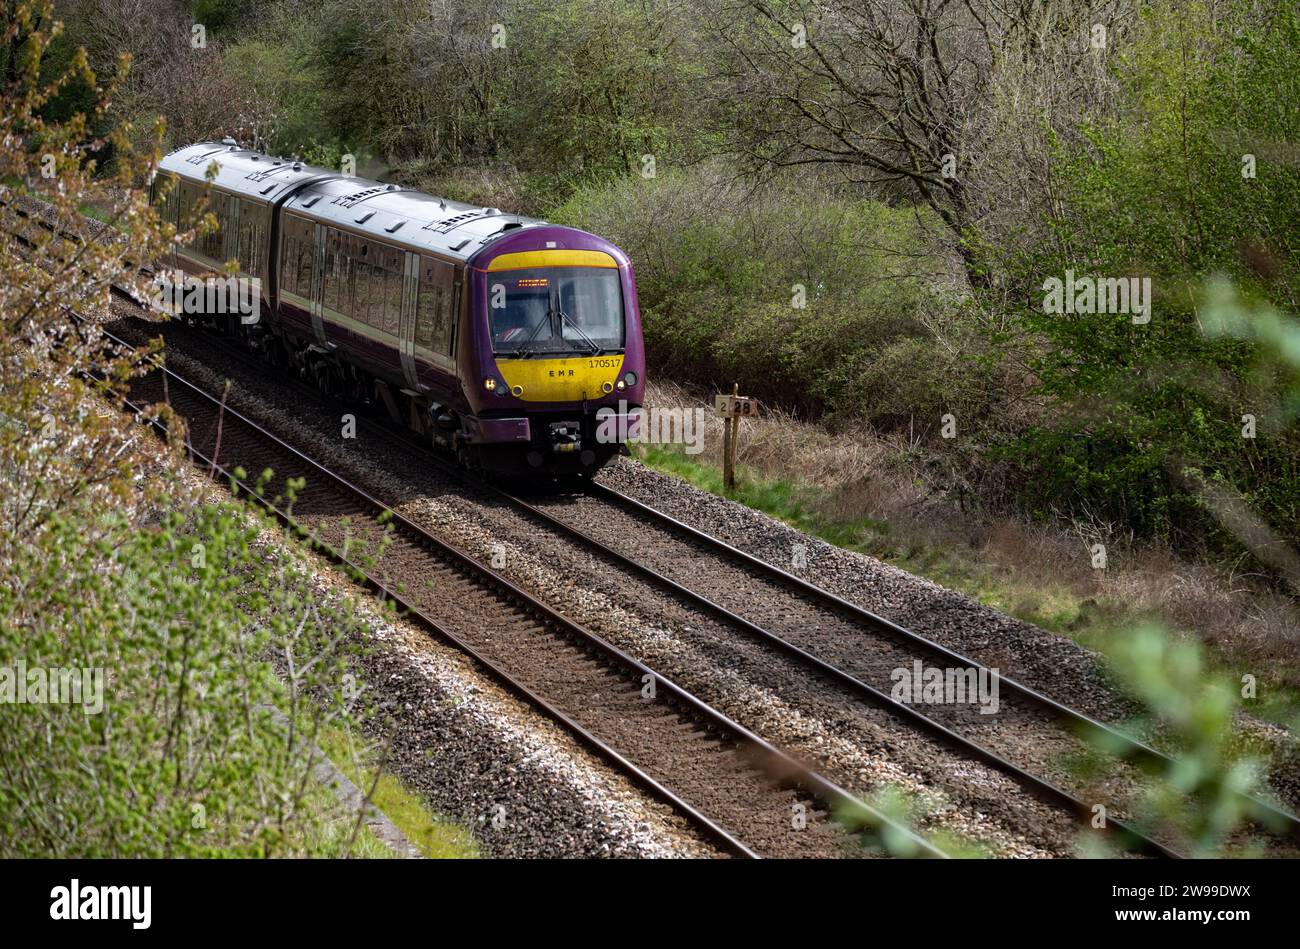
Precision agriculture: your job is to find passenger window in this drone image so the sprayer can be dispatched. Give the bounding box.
[415,272,435,350]
[324,231,341,313]
[297,226,313,294]
[155,175,178,228]
[355,260,371,324]
[205,191,226,260]
[281,237,296,293]
[342,249,355,317]
[249,220,260,276]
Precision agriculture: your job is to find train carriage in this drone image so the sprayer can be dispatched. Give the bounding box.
[152,140,645,475]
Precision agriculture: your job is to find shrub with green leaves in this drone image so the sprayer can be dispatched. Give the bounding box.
[0,495,370,857]
[1083,625,1285,856]
[0,1,372,857]
[553,166,994,432]
[1009,1,1300,550]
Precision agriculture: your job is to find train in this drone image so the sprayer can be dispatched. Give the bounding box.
[151,139,645,476]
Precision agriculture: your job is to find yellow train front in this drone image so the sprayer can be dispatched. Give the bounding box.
[459,242,646,475]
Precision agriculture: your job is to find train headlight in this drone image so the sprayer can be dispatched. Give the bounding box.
[616,379,626,391]
[511,384,524,397]
[623,371,638,387]
[601,381,614,394]
[483,377,497,392]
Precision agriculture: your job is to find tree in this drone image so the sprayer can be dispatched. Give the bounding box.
[705,0,1128,286]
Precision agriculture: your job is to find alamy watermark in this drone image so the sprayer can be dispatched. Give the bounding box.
[1,659,104,714]
[50,879,150,929]
[596,401,706,454]
[1042,270,1151,324]
[890,661,999,715]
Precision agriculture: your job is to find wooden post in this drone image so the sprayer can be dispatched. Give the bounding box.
[723,381,739,491]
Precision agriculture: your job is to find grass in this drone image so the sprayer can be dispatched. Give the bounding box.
[304,786,404,859]
[317,728,481,859]
[634,442,1300,728]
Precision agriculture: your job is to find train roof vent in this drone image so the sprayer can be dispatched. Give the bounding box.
[333,185,398,208]
[424,209,487,233]
[355,211,375,224]
[300,194,322,208]
[186,147,226,165]
[385,220,406,233]
[246,164,290,183]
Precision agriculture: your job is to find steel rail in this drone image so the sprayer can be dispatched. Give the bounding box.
[103,311,1182,857]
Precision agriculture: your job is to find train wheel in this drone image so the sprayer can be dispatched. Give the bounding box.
[452,434,479,471]
[266,337,289,370]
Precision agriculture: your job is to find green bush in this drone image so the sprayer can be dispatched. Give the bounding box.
[1008,1,1300,549]
[0,489,370,857]
[553,167,987,428]
[1084,625,1283,856]
[0,5,371,856]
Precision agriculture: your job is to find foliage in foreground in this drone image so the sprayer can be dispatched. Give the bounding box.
[0,498,374,857]
[0,0,392,857]
[1080,626,1287,857]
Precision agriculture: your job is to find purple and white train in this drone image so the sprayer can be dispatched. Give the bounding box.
[153,140,645,475]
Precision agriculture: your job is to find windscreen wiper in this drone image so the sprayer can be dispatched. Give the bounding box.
[556,306,601,355]
[511,298,555,358]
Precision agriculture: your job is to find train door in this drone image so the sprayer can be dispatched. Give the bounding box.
[309,222,330,349]
[398,252,423,392]
[226,197,241,266]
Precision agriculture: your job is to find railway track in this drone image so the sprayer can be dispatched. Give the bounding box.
[126,314,1186,857]
[372,432,1204,857]
[530,481,1300,849]
[160,320,1300,857]
[13,196,1300,857]
[108,326,948,859]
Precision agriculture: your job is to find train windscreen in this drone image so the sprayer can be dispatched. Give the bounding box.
[489,267,624,356]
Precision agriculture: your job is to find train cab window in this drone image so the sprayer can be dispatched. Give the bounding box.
[416,256,455,356]
[490,266,624,356]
